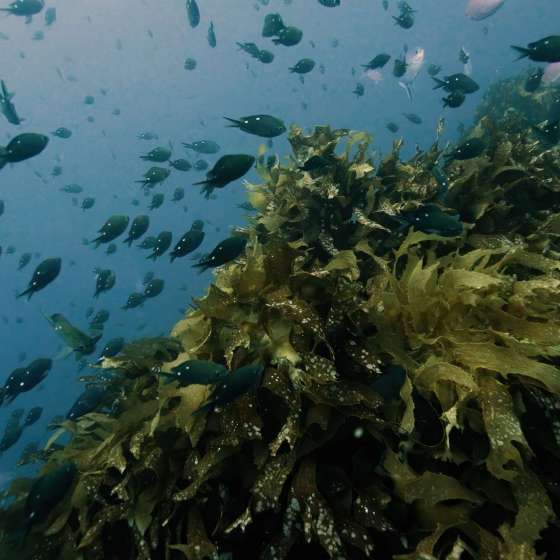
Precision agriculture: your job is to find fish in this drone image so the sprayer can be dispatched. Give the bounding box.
[262,13,284,37]
[427,64,442,77]
[186,0,200,28]
[99,337,125,359]
[543,62,560,86]
[362,53,391,70]
[149,193,164,211]
[442,90,466,108]
[0,133,49,170]
[182,140,220,154]
[138,236,157,250]
[138,131,159,140]
[140,146,171,162]
[172,187,185,201]
[94,269,116,298]
[18,252,32,270]
[257,49,274,64]
[184,59,197,71]
[290,58,316,74]
[207,21,216,47]
[272,26,303,47]
[135,166,170,187]
[512,36,560,63]
[224,114,286,137]
[393,2,415,29]
[432,73,479,93]
[146,231,172,260]
[532,120,560,146]
[123,292,146,310]
[169,158,192,171]
[193,236,248,272]
[0,416,23,453]
[194,154,255,198]
[403,112,422,124]
[124,215,150,246]
[0,359,52,405]
[194,363,264,414]
[524,68,544,92]
[353,83,365,97]
[144,278,165,298]
[318,0,340,6]
[170,228,205,262]
[17,257,61,299]
[23,406,43,427]
[51,127,72,138]
[399,204,463,236]
[0,80,24,125]
[392,55,407,78]
[44,6,55,25]
[465,0,505,21]
[0,0,44,21]
[67,387,106,421]
[0,199,4,217]
[444,137,487,164]
[165,360,228,386]
[398,47,424,101]
[386,122,400,133]
[91,215,129,247]
[81,197,95,211]
[60,184,82,194]
[47,314,103,358]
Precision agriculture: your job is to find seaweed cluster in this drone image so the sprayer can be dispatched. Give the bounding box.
[1,82,560,560]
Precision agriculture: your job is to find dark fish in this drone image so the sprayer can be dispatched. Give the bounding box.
[458,47,470,65]
[186,0,200,28]
[124,215,150,246]
[123,292,145,310]
[512,36,560,63]
[143,271,155,285]
[403,112,422,124]
[48,313,103,357]
[169,158,192,171]
[371,365,406,401]
[432,73,479,94]
[0,199,4,216]
[81,197,95,210]
[442,90,466,108]
[0,0,44,18]
[149,192,164,211]
[51,127,72,139]
[194,154,255,198]
[18,252,32,270]
[393,11,414,29]
[60,183,82,193]
[191,219,204,231]
[532,120,560,146]
[185,58,196,71]
[170,228,205,262]
[237,41,262,59]
[94,269,116,298]
[353,83,365,97]
[207,21,216,47]
[24,462,76,532]
[138,235,157,250]
[99,337,125,359]
[195,363,264,414]
[91,215,129,247]
[146,231,172,260]
[0,133,49,170]
[167,359,228,386]
[0,80,24,125]
[225,114,286,138]
[0,359,52,405]
[290,58,316,74]
[427,64,442,77]
[138,131,159,140]
[23,406,43,427]
[272,26,303,47]
[399,204,463,236]
[44,6,55,25]
[67,387,106,420]
[262,13,284,37]
[17,257,61,299]
[362,53,391,70]
[0,416,23,453]
[444,137,486,164]
[382,0,389,10]
[135,166,170,187]
[172,187,185,202]
[140,146,171,162]
[182,139,220,154]
[318,0,340,6]
[144,278,165,298]
[524,68,544,92]
[431,164,450,200]
[257,49,274,64]
[299,154,334,172]
[386,122,399,133]
[193,236,247,272]
[392,56,407,78]
[84,95,95,105]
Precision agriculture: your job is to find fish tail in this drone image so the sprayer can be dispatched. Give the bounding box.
[123,236,132,247]
[182,142,193,150]
[146,253,156,261]
[16,288,33,300]
[398,81,413,101]
[511,45,530,60]
[432,77,446,90]
[223,116,241,128]
[0,146,7,170]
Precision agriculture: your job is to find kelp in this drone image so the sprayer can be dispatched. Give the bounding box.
[1,78,560,559]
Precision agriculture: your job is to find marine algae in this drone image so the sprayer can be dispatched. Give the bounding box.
[1,80,560,559]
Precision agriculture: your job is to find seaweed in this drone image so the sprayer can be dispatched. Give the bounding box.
[1,77,560,559]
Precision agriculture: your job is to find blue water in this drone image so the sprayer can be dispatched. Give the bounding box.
[0,0,558,486]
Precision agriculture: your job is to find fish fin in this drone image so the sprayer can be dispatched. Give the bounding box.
[182,142,193,150]
[16,287,33,300]
[511,46,530,60]
[146,254,156,261]
[432,77,446,90]
[398,81,413,101]
[223,116,241,128]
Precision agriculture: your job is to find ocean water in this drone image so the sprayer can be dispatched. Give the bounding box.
[0,0,559,557]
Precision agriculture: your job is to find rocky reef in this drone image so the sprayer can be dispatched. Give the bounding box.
[1,78,560,560]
